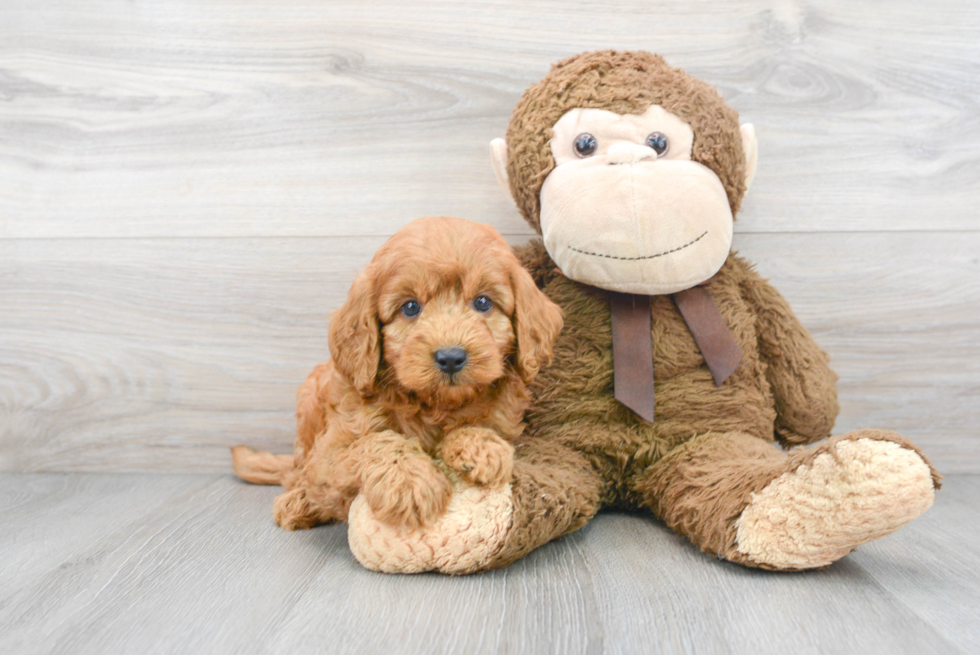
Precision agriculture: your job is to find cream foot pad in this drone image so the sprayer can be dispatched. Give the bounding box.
[348,478,513,575]
[735,438,936,569]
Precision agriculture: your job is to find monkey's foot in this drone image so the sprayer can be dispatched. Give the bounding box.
[348,477,513,574]
[734,433,938,570]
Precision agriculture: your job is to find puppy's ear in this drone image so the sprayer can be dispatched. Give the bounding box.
[328,269,381,394]
[510,260,563,383]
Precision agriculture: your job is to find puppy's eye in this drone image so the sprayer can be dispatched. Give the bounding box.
[573,133,597,158]
[645,132,669,156]
[401,300,422,318]
[473,296,493,313]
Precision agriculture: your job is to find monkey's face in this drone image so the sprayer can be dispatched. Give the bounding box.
[538,104,735,295]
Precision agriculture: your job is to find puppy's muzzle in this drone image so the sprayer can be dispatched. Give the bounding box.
[434,347,467,375]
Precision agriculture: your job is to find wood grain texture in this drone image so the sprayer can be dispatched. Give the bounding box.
[0,473,976,654]
[0,473,213,594]
[0,1,978,473]
[2,232,978,473]
[851,476,980,654]
[1,0,979,238]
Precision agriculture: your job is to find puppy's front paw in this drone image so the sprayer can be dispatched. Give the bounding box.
[361,453,453,530]
[440,427,514,488]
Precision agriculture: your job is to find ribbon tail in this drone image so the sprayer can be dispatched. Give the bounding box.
[609,292,655,423]
[671,287,742,386]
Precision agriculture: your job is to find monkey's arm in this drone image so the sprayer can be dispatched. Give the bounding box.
[512,238,559,289]
[737,258,839,446]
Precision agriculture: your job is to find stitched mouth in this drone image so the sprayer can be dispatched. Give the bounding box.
[568,230,708,261]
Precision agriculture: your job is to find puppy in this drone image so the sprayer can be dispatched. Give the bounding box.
[232,216,563,531]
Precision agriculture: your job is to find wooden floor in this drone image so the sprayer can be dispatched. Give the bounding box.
[0,472,976,655]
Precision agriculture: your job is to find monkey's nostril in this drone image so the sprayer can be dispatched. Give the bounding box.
[434,347,468,374]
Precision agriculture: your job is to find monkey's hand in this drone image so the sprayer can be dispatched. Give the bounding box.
[439,426,515,488]
[739,259,839,446]
[359,431,453,530]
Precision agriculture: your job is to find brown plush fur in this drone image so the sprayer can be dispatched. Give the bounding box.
[471,51,941,571]
[481,245,850,568]
[232,216,563,531]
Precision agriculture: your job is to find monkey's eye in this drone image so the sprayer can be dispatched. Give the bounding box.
[573,133,598,158]
[473,295,493,313]
[401,300,422,318]
[646,132,669,156]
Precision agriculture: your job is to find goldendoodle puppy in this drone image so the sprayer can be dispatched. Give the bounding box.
[232,216,563,531]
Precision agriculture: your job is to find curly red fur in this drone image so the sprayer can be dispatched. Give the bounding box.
[232,217,563,531]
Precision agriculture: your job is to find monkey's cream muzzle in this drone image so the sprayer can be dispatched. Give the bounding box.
[539,156,733,295]
[530,105,735,295]
[490,104,756,295]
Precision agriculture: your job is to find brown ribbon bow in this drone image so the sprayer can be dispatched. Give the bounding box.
[609,282,742,423]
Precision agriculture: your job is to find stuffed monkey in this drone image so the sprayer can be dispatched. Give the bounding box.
[347,50,940,574]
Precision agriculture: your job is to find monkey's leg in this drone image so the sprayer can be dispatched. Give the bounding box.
[348,438,607,574]
[484,439,608,570]
[633,429,940,570]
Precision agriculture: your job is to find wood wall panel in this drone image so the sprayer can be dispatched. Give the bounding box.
[1,0,978,238]
[1,233,976,473]
[1,0,977,472]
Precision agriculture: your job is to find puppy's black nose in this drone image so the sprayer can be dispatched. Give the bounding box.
[434,347,467,374]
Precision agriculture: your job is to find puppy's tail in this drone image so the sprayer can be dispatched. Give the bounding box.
[231,446,294,485]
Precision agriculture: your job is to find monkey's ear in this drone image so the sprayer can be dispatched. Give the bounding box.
[328,270,381,395]
[490,138,514,203]
[741,124,759,192]
[510,261,563,384]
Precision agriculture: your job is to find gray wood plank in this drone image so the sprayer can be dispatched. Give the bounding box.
[570,512,960,655]
[1,0,978,238]
[2,232,977,473]
[0,473,974,655]
[0,475,338,654]
[269,529,607,655]
[851,476,980,653]
[0,473,216,598]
